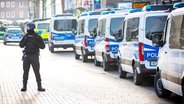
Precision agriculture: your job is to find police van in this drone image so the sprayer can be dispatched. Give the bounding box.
[94,12,126,71]
[117,6,170,85]
[153,7,184,100]
[48,14,77,53]
[74,12,101,62]
[34,20,50,41]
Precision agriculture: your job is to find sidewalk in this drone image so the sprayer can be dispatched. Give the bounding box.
[0,59,95,104]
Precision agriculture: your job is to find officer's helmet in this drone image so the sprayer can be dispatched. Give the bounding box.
[26,22,35,31]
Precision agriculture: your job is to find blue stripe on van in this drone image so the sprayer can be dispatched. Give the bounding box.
[143,44,159,60]
[86,36,95,47]
[52,32,75,40]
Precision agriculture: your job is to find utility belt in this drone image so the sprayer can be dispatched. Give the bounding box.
[23,49,39,54]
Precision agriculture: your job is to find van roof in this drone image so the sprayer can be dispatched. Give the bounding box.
[126,10,169,18]
[169,7,184,16]
[98,13,127,20]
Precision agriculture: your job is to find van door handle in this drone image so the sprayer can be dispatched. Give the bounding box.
[123,44,127,46]
[165,51,167,54]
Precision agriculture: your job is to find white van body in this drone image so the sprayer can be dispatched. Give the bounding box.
[118,10,169,85]
[154,8,184,98]
[48,14,77,53]
[74,14,100,62]
[94,13,126,71]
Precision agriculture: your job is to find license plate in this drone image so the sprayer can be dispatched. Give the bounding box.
[150,61,157,66]
[11,37,19,39]
[56,40,64,43]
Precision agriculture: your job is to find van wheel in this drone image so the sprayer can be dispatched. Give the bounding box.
[154,71,171,97]
[133,66,143,85]
[94,56,100,66]
[118,62,127,78]
[182,83,184,104]
[102,55,110,71]
[49,46,54,53]
[74,50,80,60]
[82,49,87,62]
[3,41,6,45]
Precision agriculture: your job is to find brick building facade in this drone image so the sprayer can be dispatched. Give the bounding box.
[0,0,39,23]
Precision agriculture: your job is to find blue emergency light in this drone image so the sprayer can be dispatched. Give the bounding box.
[173,2,184,9]
[129,8,142,13]
[101,11,111,15]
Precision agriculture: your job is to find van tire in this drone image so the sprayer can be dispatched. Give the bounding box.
[118,62,127,78]
[94,56,100,66]
[75,52,80,59]
[74,50,80,59]
[154,71,171,97]
[103,55,110,71]
[82,49,87,62]
[133,66,143,85]
[182,83,184,104]
[49,46,54,53]
[3,41,6,45]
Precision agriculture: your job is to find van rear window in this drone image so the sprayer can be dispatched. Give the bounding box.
[38,23,49,29]
[54,19,77,31]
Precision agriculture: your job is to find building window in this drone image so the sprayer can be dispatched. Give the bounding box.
[6,1,10,8]
[6,11,10,18]
[1,2,4,8]
[11,1,15,7]
[19,1,23,7]
[11,11,15,18]
[29,1,34,7]
[1,12,5,18]
[19,11,23,18]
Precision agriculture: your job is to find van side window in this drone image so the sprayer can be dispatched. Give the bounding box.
[110,17,124,36]
[180,16,184,49]
[169,15,184,49]
[78,20,85,35]
[97,19,106,37]
[126,17,139,42]
[88,19,98,32]
[145,16,167,40]
[162,19,170,45]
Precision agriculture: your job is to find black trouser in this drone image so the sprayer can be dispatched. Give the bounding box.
[22,53,41,84]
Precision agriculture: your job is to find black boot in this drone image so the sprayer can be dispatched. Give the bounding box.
[21,81,27,91]
[37,82,45,91]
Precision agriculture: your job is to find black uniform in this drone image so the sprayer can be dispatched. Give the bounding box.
[19,29,45,91]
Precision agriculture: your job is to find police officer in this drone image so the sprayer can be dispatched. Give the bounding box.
[19,22,45,92]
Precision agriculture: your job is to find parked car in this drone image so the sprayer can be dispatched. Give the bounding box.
[117,6,170,85]
[0,25,6,39]
[154,7,184,101]
[3,28,24,45]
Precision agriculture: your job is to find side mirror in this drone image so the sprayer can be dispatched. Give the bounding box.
[89,28,97,38]
[152,33,163,47]
[72,29,77,35]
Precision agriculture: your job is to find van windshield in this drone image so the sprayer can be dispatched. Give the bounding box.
[38,23,49,29]
[54,19,77,31]
[88,19,98,32]
[110,17,124,36]
[145,16,167,40]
